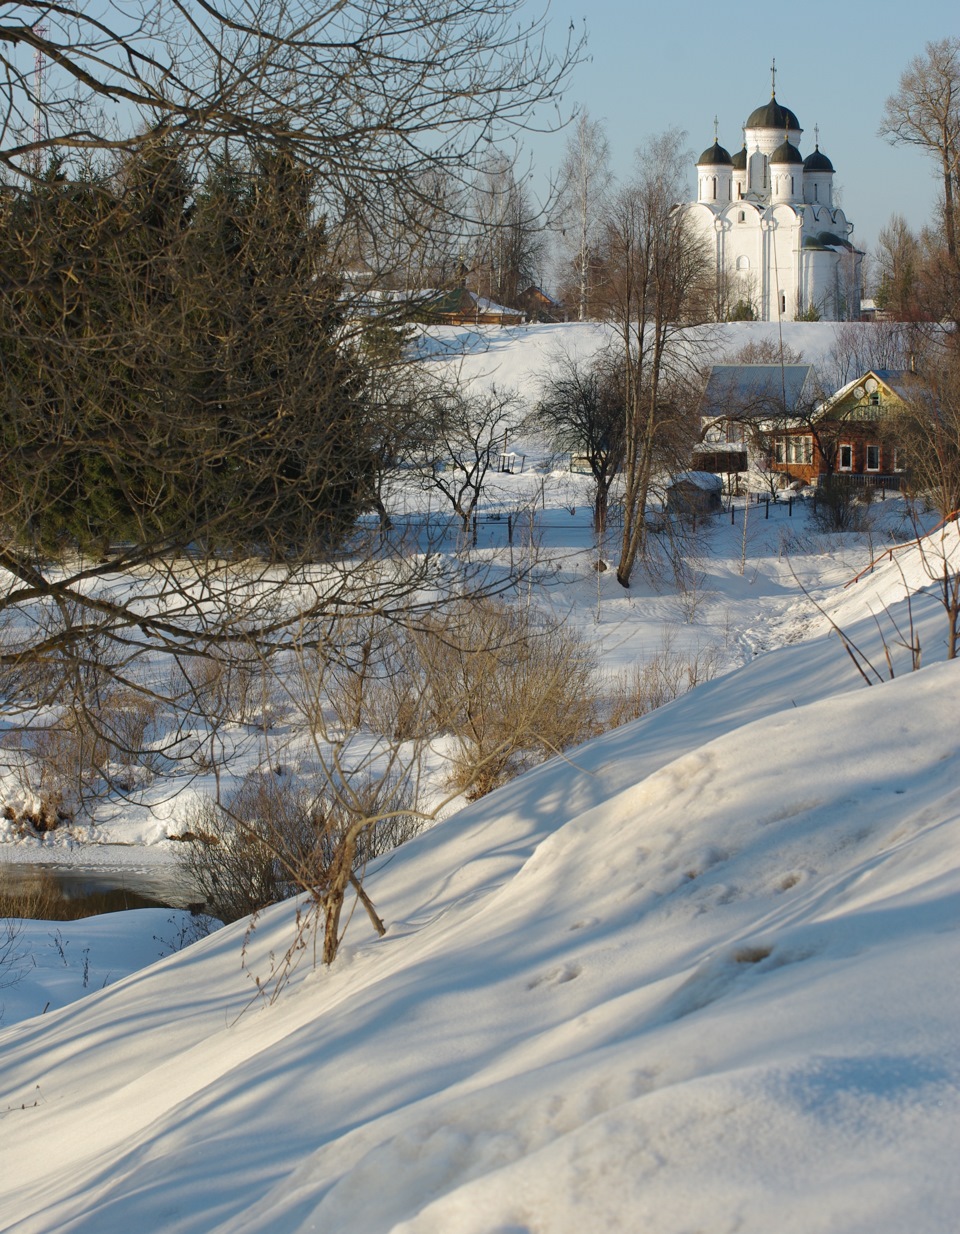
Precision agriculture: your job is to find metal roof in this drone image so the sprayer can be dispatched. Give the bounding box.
[746,96,801,132]
[700,364,816,420]
[697,140,734,167]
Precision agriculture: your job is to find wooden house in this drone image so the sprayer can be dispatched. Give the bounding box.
[516,285,566,323]
[418,286,524,326]
[768,369,915,488]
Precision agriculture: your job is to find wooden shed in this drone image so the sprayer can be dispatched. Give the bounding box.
[666,471,724,517]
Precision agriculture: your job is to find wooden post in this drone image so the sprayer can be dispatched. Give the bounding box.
[507,515,513,546]
[472,515,478,547]
[765,500,769,519]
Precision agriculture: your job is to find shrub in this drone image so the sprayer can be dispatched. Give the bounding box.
[606,637,721,729]
[417,598,599,799]
[814,477,875,532]
[179,768,421,923]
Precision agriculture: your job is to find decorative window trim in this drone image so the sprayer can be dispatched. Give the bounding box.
[838,442,853,471]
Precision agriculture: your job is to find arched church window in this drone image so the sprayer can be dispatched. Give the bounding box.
[712,176,717,199]
[814,183,819,202]
[736,255,750,270]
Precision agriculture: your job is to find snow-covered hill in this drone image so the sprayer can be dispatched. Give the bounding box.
[1,523,958,1234]
[415,319,854,402]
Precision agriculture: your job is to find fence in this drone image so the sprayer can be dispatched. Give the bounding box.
[816,473,902,495]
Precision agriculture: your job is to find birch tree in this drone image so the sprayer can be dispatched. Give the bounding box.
[556,112,612,320]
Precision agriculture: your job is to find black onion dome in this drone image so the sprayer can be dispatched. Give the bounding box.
[731,145,748,171]
[803,146,834,173]
[770,138,803,165]
[746,96,800,132]
[697,140,733,167]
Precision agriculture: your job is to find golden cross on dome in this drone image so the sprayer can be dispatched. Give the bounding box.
[714,115,719,142]
[771,57,777,95]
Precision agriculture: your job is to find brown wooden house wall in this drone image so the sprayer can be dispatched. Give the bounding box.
[770,423,898,486]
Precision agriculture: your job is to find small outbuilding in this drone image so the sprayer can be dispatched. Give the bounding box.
[666,471,724,517]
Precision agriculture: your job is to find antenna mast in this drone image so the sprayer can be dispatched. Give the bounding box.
[32,24,47,175]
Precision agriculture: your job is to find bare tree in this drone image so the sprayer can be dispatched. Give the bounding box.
[874,213,925,320]
[820,321,920,391]
[888,345,960,518]
[555,111,612,320]
[1,4,581,222]
[409,383,528,532]
[881,39,960,308]
[596,132,713,587]
[535,350,625,533]
[470,151,547,308]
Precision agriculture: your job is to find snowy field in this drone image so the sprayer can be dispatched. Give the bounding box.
[1,321,958,1232]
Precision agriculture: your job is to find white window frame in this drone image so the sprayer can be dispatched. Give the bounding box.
[838,442,853,471]
[865,443,881,472]
[785,436,813,465]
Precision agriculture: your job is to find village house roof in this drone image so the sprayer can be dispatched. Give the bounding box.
[700,364,817,423]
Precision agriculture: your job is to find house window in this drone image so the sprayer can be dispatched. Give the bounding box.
[866,443,881,471]
[785,436,813,465]
[869,392,880,406]
[774,438,785,463]
[838,443,853,471]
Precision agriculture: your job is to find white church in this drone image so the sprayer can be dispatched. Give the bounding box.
[686,69,862,322]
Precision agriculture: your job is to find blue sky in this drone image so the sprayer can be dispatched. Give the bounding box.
[527,0,959,264]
